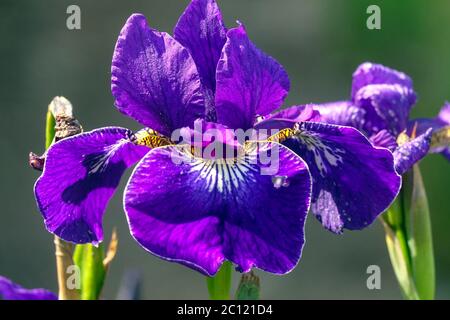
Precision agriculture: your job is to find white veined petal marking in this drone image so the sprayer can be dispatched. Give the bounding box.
[84,139,127,175]
[188,149,259,194]
[261,127,345,177]
[296,132,345,177]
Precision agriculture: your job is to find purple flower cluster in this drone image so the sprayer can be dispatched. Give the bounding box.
[27,0,446,278]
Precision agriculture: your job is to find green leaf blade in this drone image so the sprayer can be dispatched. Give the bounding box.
[206,261,232,300]
[408,165,435,300]
[73,244,106,300]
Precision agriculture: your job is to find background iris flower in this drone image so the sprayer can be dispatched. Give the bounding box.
[34,0,400,276]
[313,62,449,174]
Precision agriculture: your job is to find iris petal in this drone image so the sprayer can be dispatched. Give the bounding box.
[351,62,414,100]
[394,129,432,175]
[174,0,227,120]
[369,129,398,151]
[312,101,367,131]
[282,122,401,233]
[215,23,290,130]
[254,105,321,130]
[0,276,57,300]
[112,14,205,136]
[124,142,311,275]
[354,83,417,136]
[34,127,149,244]
[438,102,450,123]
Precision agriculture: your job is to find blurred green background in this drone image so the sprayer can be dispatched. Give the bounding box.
[0,0,449,299]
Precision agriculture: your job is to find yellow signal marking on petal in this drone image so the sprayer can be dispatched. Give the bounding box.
[267,128,297,143]
[396,131,410,146]
[133,128,172,148]
[184,144,246,164]
[431,126,450,148]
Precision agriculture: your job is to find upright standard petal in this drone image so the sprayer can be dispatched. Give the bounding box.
[174,0,227,119]
[394,130,432,175]
[282,122,401,233]
[354,83,417,136]
[215,24,290,130]
[112,14,205,136]
[124,142,311,275]
[0,276,57,300]
[35,127,149,244]
[351,62,413,100]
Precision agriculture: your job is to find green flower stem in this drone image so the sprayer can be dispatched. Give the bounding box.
[207,261,232,300]
[45,109,80,300]
[382,164,435,300]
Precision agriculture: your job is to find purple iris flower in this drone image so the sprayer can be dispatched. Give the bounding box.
[313,62,449,174]
[0,276,57,300]
[34,0,400,275]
